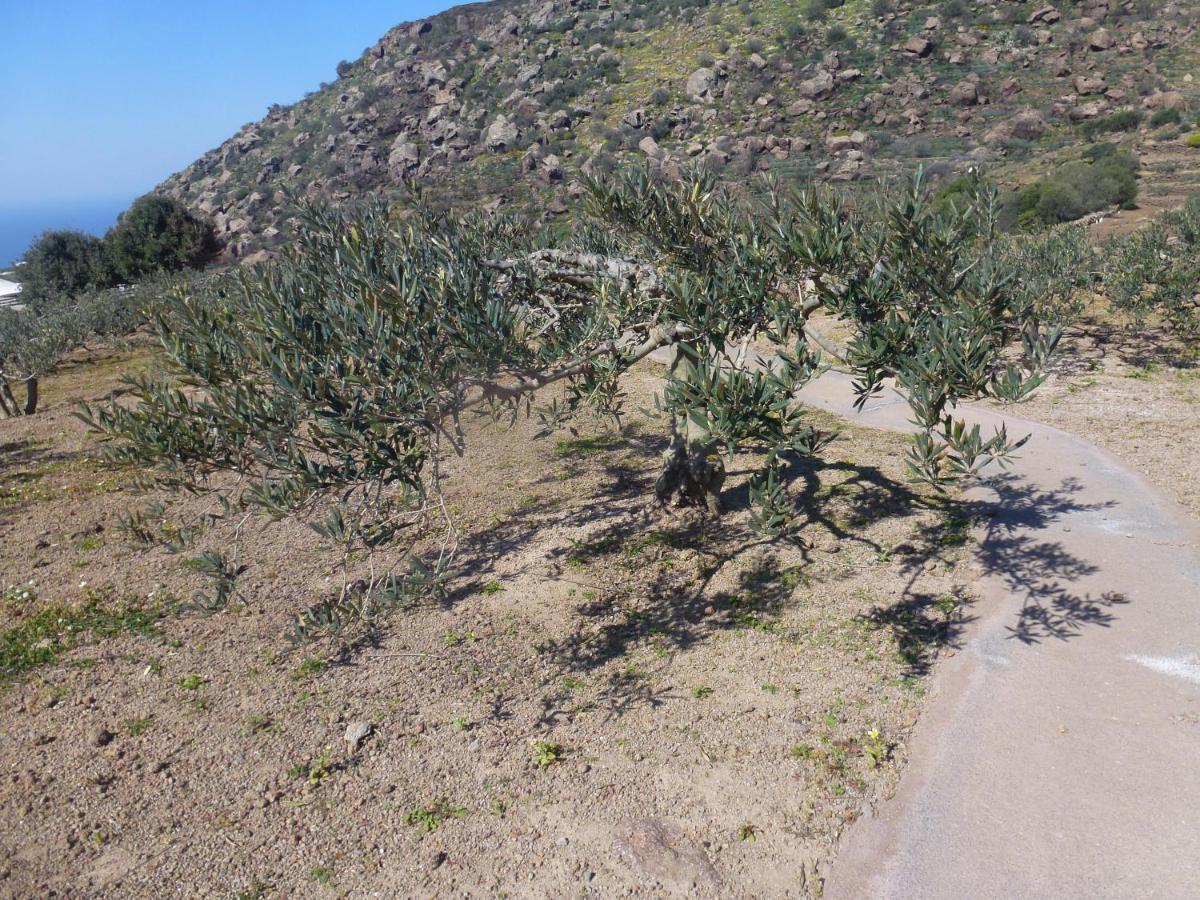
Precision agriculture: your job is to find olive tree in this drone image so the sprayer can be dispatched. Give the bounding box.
[1101,192,1200,337]
[82,169,1058,640]
[0,282,154,417]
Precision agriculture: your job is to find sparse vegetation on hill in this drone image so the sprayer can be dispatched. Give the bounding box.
[154,0,1200,258]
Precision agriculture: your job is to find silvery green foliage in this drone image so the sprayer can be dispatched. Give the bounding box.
[83,169,1057,639]
[771,173,1060,487]
[997,222,1098,325]
[1101,193,1200,337]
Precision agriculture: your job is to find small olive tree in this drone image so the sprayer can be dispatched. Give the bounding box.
[1101,192,1200,337]
[83,169,1058,640]
[0,284,146,417]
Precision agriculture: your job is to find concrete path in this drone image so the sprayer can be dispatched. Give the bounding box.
[796,373,1200,899]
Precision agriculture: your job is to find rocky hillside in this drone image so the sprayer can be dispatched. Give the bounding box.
[158,0,1200,260]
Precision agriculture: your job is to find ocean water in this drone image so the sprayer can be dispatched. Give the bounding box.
[0,198,132,268]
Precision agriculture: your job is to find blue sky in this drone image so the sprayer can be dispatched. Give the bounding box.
[0,1,454,261]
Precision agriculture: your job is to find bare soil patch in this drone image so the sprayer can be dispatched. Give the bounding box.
[0,345,975,898]
[981,314,1200,518]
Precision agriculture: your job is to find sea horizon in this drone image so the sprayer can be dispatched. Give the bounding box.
[0,196,134,270]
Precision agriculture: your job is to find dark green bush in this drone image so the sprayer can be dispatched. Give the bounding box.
[104,194,221,282]
[1001,145,1140,229]
[19,230,109,301]
[1079,109,1143,139]
[1149,108,1182,127]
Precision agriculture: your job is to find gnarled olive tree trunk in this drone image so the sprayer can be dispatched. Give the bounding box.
[653,342,725,515]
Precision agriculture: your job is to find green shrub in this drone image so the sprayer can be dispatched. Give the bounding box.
[104,194,221,282]
[18,230,109,300]
[1079,109,1142,139]
[1001,145,1140,229]
[1149,108,1181,127]
[1187,132,1200,148]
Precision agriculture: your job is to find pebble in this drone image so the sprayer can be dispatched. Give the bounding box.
[91,728,115,748]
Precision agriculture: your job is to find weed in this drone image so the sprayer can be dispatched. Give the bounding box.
[561,675,586,692]
[481,579,505,595]
[761,683,780,694]
[308,866,336,887]
[691,685,714,699]
[289,748,335,786]
[404,798,468,832]
[737,823,758,842]
[123,716,153,736]
[531,739,564,768]
[292,656,327,680]
[451,716,471,732]
[862,728,893,768]
[553,434,619,456]
[244,715,280,737]
[178,674,207,691]
[0,589,163,685]
[78,534,102,552]
[234,880,273,900]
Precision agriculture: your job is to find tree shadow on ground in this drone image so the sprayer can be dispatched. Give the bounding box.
[968,474,1130,644]
[1050,318,1197,376]
[446,422,1127,716]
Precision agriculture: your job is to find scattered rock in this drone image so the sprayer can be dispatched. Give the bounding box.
[902,36,933,57]
[685,67,719,103]
[344,721,373,751]
[91,728,115,748]
[613,818,721,893]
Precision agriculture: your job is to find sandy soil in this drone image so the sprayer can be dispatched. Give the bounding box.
[0,346,975,898]
[981,315,1200,519]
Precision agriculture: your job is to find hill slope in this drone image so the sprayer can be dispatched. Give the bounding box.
[158,0,1200,259]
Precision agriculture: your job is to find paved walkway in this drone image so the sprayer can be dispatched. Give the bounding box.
[796,373,1200,899]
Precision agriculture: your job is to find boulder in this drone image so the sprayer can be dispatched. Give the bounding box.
[1073,74,1108,95]
[824,130,869,153]
[902,36,934,57]
[1028,5,1061,23]
[541,154,564,181]
[638,136,664,160]
[484,114,519,151]
[623,108,648,129]
[982,109,1049,146]
[797,70,836,99]
[1070,100,1109,120]
[685,67,719,103]
[948,79,980,106]
[419,61,449,88]
[391,139,424,180]
[1088,29,1112,51]
[1146,90,1186,111]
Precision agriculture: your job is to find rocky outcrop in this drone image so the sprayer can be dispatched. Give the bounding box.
[151,0,1200,259]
